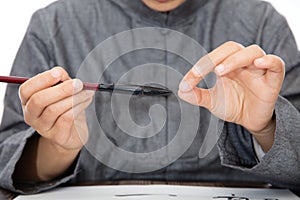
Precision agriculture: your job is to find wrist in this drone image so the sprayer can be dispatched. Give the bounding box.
[250,118,276,137]
[249,117,276,153]
[39,137,81,157]
[37,137,81,181]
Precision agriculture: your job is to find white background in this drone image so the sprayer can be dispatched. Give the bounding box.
[0,0,300,119]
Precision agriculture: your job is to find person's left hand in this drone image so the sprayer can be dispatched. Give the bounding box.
[178,41,285,151]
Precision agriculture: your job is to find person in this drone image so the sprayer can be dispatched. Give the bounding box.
[0,0,299,194]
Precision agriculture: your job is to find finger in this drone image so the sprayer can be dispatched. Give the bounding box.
[24,79,84,119]
[19,67,70,105]
[179,41,244,92]
[254,55,285,86]
[178,87,212,110]
[254,55,285,73]
[35,90,95,134]
[46,97,93,143]
[214,44,266,76]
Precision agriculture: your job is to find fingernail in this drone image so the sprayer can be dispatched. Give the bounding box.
[215,64,225,75]
[73,79,83,93]
[51,68,62,78]
[179,80,192,92]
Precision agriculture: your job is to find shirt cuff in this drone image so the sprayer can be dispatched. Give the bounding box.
[1,127,80,194]
[252,136,266,161]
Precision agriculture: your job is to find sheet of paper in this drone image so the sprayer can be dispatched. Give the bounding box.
[15,185,300,200]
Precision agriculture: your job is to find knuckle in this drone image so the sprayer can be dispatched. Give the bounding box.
[53,66,63,70]
[270,55,285,74]
[250,45,260,53]
[18,85,28,103]
[59,113,74,123]
[53,66,65,73]
[221,41,244,58]
[37,116,48,128]
[23,111,36,127]
[249,44,260,50]
[24,97,41,116]
[42,68,63,85]
[249,44,265,56]
[18,85,25,97]
[279,58,285,69]
[53,66,69,79]
[225,41,244,51]
[39,115,51,127]
[40,71,56,84]
[29,93,43,108]
[274,55,285,66]
[44,104,59,117]
[23,114,32,125]
[225,41,238,46]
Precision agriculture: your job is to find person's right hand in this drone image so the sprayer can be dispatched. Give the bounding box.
[19,67,94,152]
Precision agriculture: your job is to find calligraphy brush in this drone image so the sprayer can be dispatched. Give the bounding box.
[0,75,172,96]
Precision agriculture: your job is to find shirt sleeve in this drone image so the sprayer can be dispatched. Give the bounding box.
[218,3,300,190]
[0,10,80,194]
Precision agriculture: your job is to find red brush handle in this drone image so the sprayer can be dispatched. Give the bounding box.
[0,75,99,91]
[0,76,29,84]
[82,82,99,91]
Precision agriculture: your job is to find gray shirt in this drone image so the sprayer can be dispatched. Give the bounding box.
[0,0,300,194]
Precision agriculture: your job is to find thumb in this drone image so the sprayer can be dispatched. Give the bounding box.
[178,88,212,110]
